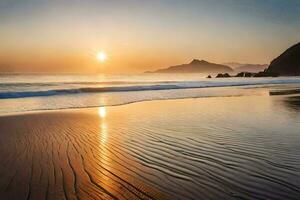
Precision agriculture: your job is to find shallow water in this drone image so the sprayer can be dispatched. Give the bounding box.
[0,89,299,199]
[1,74,300,114]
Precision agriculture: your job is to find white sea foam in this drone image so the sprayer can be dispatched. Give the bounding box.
[1,74,300,114]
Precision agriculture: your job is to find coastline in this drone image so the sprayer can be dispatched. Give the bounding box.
[1,82,300,117]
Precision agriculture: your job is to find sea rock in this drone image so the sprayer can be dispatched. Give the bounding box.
[235,72,255,77]
[216,73,231,78]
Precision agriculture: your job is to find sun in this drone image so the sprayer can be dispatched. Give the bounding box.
[97,51,107,62]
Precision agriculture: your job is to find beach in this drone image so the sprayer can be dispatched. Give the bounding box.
[1,86,300,200]
[2,1,300,199]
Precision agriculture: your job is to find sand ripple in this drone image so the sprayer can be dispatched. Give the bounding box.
[0,95,300,199]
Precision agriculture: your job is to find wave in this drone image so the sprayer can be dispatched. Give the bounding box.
[1,78,300,99]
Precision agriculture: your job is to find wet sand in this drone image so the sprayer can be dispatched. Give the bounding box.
[1,89,300,199]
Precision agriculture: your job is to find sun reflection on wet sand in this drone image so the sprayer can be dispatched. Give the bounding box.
[97,106,109,158]
[96,106,116,195]
[98,107,108,144]
[98,107,106,118]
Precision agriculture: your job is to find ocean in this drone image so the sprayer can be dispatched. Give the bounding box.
[1,74,300,114]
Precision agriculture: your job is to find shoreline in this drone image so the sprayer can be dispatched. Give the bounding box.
[1,82,300,117]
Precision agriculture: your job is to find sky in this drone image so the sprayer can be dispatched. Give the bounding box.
[0,0,300,74]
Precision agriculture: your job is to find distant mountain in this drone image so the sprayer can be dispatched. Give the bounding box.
[147,59,233,74]
[223,62,268,73]
[266,42,300,76]
[235,64,268,73]
[222,62,243,69]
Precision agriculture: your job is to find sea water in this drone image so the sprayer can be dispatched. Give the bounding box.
[0,74,300,114]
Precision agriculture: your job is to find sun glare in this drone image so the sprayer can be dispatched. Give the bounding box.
[98,107,106,118]
[97,51,107,62]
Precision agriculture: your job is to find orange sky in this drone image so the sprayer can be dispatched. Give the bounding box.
[0,0,299,74]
